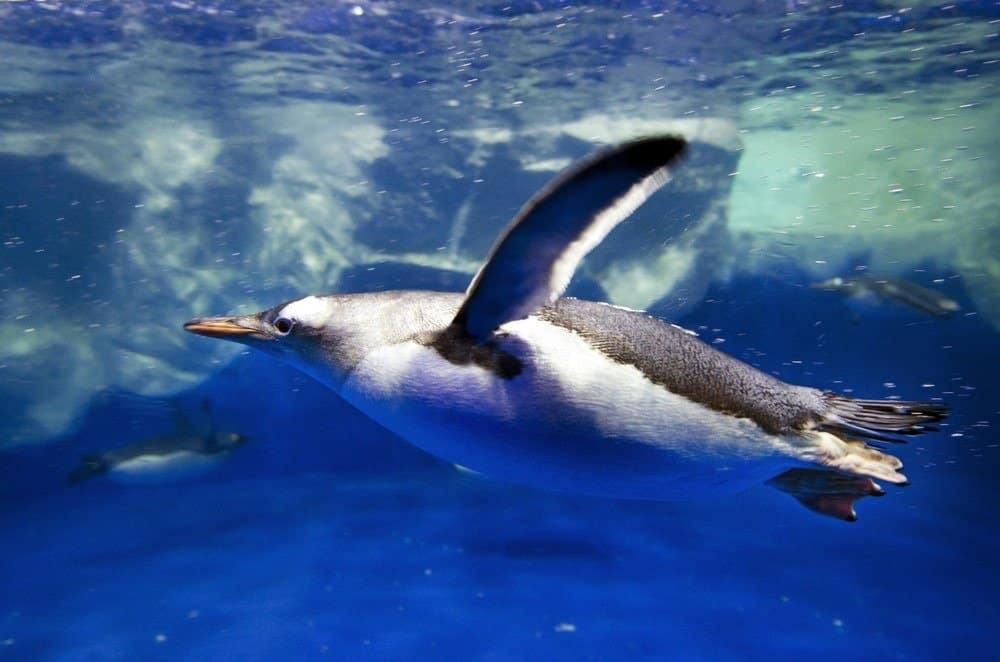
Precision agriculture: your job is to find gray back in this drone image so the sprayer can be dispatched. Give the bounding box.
[540,298,825,435]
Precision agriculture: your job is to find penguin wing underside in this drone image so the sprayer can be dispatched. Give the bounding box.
[451,136,687,342]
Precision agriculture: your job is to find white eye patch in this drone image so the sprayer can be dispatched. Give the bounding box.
[278,296,333,328]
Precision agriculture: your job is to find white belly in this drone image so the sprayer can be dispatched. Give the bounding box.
[341,317,803,499]
[109,451,223,484]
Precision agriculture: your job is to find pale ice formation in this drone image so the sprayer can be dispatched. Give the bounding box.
[731,93,998,325]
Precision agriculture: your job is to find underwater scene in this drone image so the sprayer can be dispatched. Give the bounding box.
[1,1,998,659]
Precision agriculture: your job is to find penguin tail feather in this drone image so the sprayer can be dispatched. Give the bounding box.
[820,393,947,443]
[782,394,948,521]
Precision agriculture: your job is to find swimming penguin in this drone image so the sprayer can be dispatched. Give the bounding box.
[812,274,961,318]
[185,136,946,521]
[69,402,248,484]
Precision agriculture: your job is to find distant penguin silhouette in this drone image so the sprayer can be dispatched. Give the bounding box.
[186,136,946,521]
[812,274,960,318]
[69,402,248,484]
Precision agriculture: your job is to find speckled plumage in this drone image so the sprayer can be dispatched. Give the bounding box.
[538,298,825,435]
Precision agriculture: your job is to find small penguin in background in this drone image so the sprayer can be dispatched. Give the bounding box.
[68,401,248,485]
[812,274,961,318]
[186,136,947,522]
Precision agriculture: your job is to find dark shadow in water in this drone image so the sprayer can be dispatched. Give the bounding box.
[463,535,615,563]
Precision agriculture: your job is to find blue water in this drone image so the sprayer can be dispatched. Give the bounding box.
[2,2,999,660]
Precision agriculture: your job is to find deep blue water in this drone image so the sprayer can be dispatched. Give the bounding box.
[2,1,999,660]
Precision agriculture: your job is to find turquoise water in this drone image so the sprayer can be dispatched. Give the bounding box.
[1,2,998,659]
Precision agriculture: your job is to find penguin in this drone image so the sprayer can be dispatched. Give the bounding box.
[185,136,946,521]
[69,402,248,484]
[812,274,961,318]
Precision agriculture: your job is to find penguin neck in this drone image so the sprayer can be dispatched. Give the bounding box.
[284,290,467,393]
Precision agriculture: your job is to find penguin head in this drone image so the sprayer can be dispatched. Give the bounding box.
[811,277,845,291]
[184,295,361,388]
[187,291,457,389]
[216,432,249,449]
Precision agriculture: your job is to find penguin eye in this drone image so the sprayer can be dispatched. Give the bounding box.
[273,317,294,335]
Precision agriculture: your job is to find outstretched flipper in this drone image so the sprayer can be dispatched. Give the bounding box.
[767,468,886,522]
[171,399,220,451]
[68,454,110,485]
[452,136,687,341]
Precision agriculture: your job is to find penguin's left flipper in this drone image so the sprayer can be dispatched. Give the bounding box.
[766,468,886,522]
[68,454,109,485]
[171,399,219,450]
[452,136,688,342]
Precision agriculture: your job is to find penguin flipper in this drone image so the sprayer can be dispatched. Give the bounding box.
[766,468,885,522]
[68,455,109,484]
[452,136,687,342]
[171,401,195,435]
[197,399,219,450]
[171,399,218,448]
